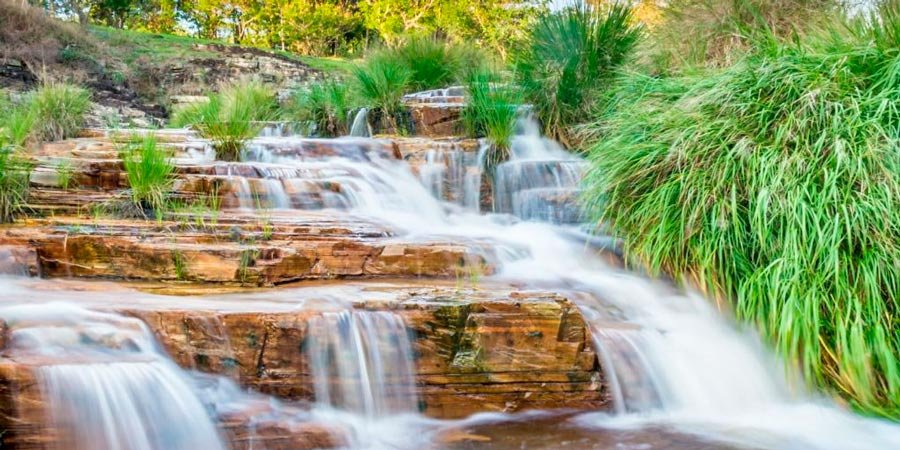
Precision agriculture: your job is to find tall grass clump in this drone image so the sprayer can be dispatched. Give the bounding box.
[173,80,279,161]
[0,105,33,222]
[515,2,641,147]
[463,70,520,174]
[584,6,900,417]
[121,134,175,214]
[353,56,412,132]
[25,83,91,142]
[648,0,835,72]
[287,79,357,137]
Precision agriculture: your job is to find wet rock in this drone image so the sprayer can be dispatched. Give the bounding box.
[121,285,606,419]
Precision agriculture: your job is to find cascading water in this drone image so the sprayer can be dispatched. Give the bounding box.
[231,119,900,449]
[305,310,418,416]
[417,145,483,211]
[0,303,226,450]
[492,119,585,223]
[349,108,371,137]
[7,109,900,449]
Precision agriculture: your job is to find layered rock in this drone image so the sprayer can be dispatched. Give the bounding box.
[0,216,494,285]
[121,284,605,419]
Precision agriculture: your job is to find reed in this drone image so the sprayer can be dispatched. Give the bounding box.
[583,4,900,417]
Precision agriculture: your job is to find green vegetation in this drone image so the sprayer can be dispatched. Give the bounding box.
[515,2,641,147]
[120,134,175,213]
[462,70,520,172]
[0,84,91,146]
[0,99,34,223]
[172,81,280,161]
[384,36,467,91]
[584,4,900,417]
[0,147,32,223]
[647,0,835,72]
[287,80,358,136]
[353,56,412,132]
[26,84,92,142]
[37,0,544,59]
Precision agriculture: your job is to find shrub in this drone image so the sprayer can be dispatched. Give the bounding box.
[515,2,641,147]
[352,55,412,132]
[121,134,175,214]
[174,80,280,161]
[463,70,520,174]
[287,79,357,137]
[27,83,91,142]
[583,7,900,417]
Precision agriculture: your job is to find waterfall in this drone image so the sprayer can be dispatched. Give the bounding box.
[491,118,585,223]
[305,310,418,416]
[0,303,226,450]
[349,108,370,137]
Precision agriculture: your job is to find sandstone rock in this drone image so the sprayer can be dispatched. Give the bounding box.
[121,284,606,419]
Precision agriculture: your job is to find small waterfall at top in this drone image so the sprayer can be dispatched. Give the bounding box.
[492,119,585,224]
[0,303,225,450]
[349,108,371,137]
[305,310,418,416]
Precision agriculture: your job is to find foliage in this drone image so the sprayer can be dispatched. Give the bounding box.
[389,36,459,91]
[583,7,900,417]
[647,0,836,72]
[463,70,520,174]
[515,1,641,147]
[34,0,545,59]
[120,134,175,213]
[173,80,280,161]
[0,146,32,223]
[352,55,412,131]
[360,0,545,57]
[26,83,92,142]
[287,79,357,136]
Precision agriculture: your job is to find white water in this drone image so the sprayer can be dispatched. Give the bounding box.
[306,310,418,416]
[227,120,900,449]
[3,119,898,449]
[0,303,226,450]
[349,108,371,137]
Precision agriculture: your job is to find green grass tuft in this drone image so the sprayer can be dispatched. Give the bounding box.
[352,55,412,132]
[121,134,175,213]
[26,83,92,142]
[583,7,900,417]
[515,1,641,147]
[287,79,358,137]
[171,80,280,161]
[463,70,520,174]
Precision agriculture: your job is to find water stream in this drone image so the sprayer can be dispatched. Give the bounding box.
[1,119,899,449]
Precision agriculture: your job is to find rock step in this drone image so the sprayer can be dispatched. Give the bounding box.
[0,217,495,285]
[137,284,606,418]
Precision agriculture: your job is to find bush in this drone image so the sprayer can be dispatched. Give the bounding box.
[120,134,175,214]
[352,56,412,132]
[287,79,357,137]
[25,83,91,142]
[462,70,520,173]
[173,80,280,161]
[583,8,900,417]
[515,2,641,147]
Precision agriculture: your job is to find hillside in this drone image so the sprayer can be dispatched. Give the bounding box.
[0,0,351,125]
